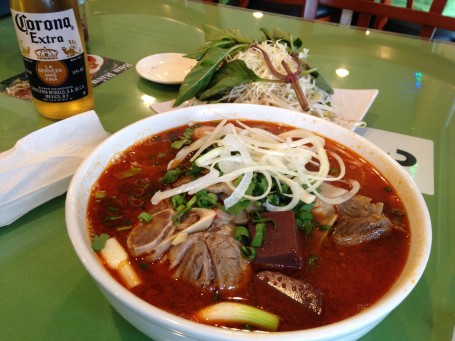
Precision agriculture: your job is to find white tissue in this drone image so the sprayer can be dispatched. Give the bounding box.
[0,110,109,227]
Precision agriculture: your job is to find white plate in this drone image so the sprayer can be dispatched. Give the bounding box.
[136,53,197,84]
[150,88,379,130]
[87,54,104,76]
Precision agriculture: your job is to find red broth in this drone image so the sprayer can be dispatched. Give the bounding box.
[86,120,410,331]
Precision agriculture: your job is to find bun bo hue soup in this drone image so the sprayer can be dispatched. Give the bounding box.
[87,119,410,332]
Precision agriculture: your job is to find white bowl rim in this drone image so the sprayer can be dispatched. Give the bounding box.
[66,103,432,340]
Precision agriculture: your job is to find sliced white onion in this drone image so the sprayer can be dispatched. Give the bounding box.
[152,120,357,210]
[224,171,253,209]
[151,168,220,205]
[315,180,360,205]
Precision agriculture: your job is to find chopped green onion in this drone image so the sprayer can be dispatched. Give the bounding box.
[114,166,142,179]
[195,302,280,331]
[161,167,184,184]
[234,226,250,245]
[103,215,122,223]
[241,246,256,261]
[196,190,218,208]
[175,204,187,212]
[294,202,315,234]
[137,212,153,223]
[171,194,186,209]
[319,224,332,232]
[308,255,319,269]
[116,225,133,231]
[94,190,107,199]
[251,223,266,247]
[189,162,204,177]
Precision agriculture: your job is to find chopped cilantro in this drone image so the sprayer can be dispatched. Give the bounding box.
[308,255,319,269]
[171,127,195,149]
[91,233,110,251]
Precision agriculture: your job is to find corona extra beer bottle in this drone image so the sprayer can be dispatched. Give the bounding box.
[10,0,94,119]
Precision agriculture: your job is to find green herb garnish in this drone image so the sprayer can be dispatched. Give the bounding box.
[137,211,153,223]
[174,24,333,108]
[113,166,142,179]
[308,255,319,269]
[251,222,266,248]
[234,225,251,245]
[91,233,110,251]
[161,167,184,184]
[171,127,195,149]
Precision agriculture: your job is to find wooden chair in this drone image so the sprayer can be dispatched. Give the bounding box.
[237,1,319,19]
[312,0,455,39]
[237,0,454,40]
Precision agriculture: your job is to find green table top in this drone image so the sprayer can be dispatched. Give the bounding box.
[0,1,454,340]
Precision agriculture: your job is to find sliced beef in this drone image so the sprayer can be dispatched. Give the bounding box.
[127,209,175,257]
[129,207,250,291]
[338,195,384,217]
[332,195,391,246]
[167,229,249,291]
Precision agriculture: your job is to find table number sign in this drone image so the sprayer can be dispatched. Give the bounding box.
[357,127,434,195]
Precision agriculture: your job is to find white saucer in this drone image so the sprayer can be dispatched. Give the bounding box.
[136,53,197,84]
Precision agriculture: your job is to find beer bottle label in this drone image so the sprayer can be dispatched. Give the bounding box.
[11,9,89,103]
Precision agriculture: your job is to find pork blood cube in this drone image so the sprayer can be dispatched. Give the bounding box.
[249,210,303,269]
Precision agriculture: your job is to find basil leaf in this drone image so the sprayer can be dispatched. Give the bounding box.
[203,24,253,44]
[185,40,236,60]
[174,47,229,107]
[312,70,334,95]
[199,60,262,100]
[260,27,273,40]
[174,45,244,107]
[260,27,302,51]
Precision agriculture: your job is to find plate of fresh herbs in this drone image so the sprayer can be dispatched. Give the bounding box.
[152,25,377,130]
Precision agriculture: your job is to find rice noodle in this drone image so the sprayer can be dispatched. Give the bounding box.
[151,121,360,210]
